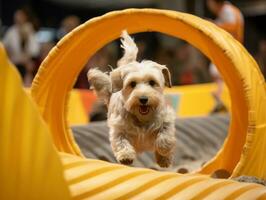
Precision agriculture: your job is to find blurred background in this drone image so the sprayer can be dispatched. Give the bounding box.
[1,0,266,88]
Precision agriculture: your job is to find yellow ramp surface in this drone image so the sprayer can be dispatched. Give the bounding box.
[60,152,266,200]
[0,44,70,199]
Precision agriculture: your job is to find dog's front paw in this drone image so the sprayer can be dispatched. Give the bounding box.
[156,145,172,157]
[155,152,171,168]
[116,150,136,166]
[155,136,175,156]
[119,158,134,165]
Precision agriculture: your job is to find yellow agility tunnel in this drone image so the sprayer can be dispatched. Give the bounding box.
[1,8,266,200]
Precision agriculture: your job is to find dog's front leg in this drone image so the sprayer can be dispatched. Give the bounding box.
[155,122,176,168]
[110,132,136,165]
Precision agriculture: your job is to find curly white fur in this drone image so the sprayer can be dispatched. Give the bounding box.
[87,69,111,105]
[88,30,176,168]
[117,30,139,67]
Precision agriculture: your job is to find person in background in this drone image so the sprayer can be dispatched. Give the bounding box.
[3,8,40,86]
[57,15,80,40]
[0,18,3,38]
[89,101,107,122]
[207,0,244,113]
[74,42,117,89]
[34,41,55,77]
[175,44,195,85]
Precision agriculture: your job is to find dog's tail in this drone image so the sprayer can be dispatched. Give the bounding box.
[87,68,111,105]
[117,30,138,67]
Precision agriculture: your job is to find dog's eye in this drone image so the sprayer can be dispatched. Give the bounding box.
[149,80,156,86]
[130,81,137,88]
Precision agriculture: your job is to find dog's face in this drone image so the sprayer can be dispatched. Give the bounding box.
[109,30,172,122]
[113,61,171,122]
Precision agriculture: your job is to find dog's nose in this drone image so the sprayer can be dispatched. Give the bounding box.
[139,96,148,105]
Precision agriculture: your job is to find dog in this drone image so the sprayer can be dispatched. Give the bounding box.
[87,30,176,168]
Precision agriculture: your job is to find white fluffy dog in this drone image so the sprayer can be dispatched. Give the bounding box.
[87,31,176,167]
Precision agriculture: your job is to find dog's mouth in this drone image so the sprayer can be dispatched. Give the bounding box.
[139,105,150,115]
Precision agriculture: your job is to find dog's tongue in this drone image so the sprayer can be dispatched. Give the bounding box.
[139,106,149,115]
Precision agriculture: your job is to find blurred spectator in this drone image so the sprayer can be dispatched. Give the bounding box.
[207,0,244,113]
[89,101,107,122]
[156,47,177,83]
[39,41,55,61]
[255,39,266,79]
[190,47,211,84]
[0,18,3,38]
[75,42,118,89]
[207,0,244,43]
[57,15,80,40]
[34,41,55,76]
[176,44,196,85]
[3,8,40,86]
[157,42,209,86]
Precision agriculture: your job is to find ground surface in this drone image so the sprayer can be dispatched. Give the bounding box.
[72,114,229,172]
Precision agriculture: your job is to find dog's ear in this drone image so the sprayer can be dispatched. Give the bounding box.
[110,69,123,92]
[161,66,172,88]
[117,30,138,67]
